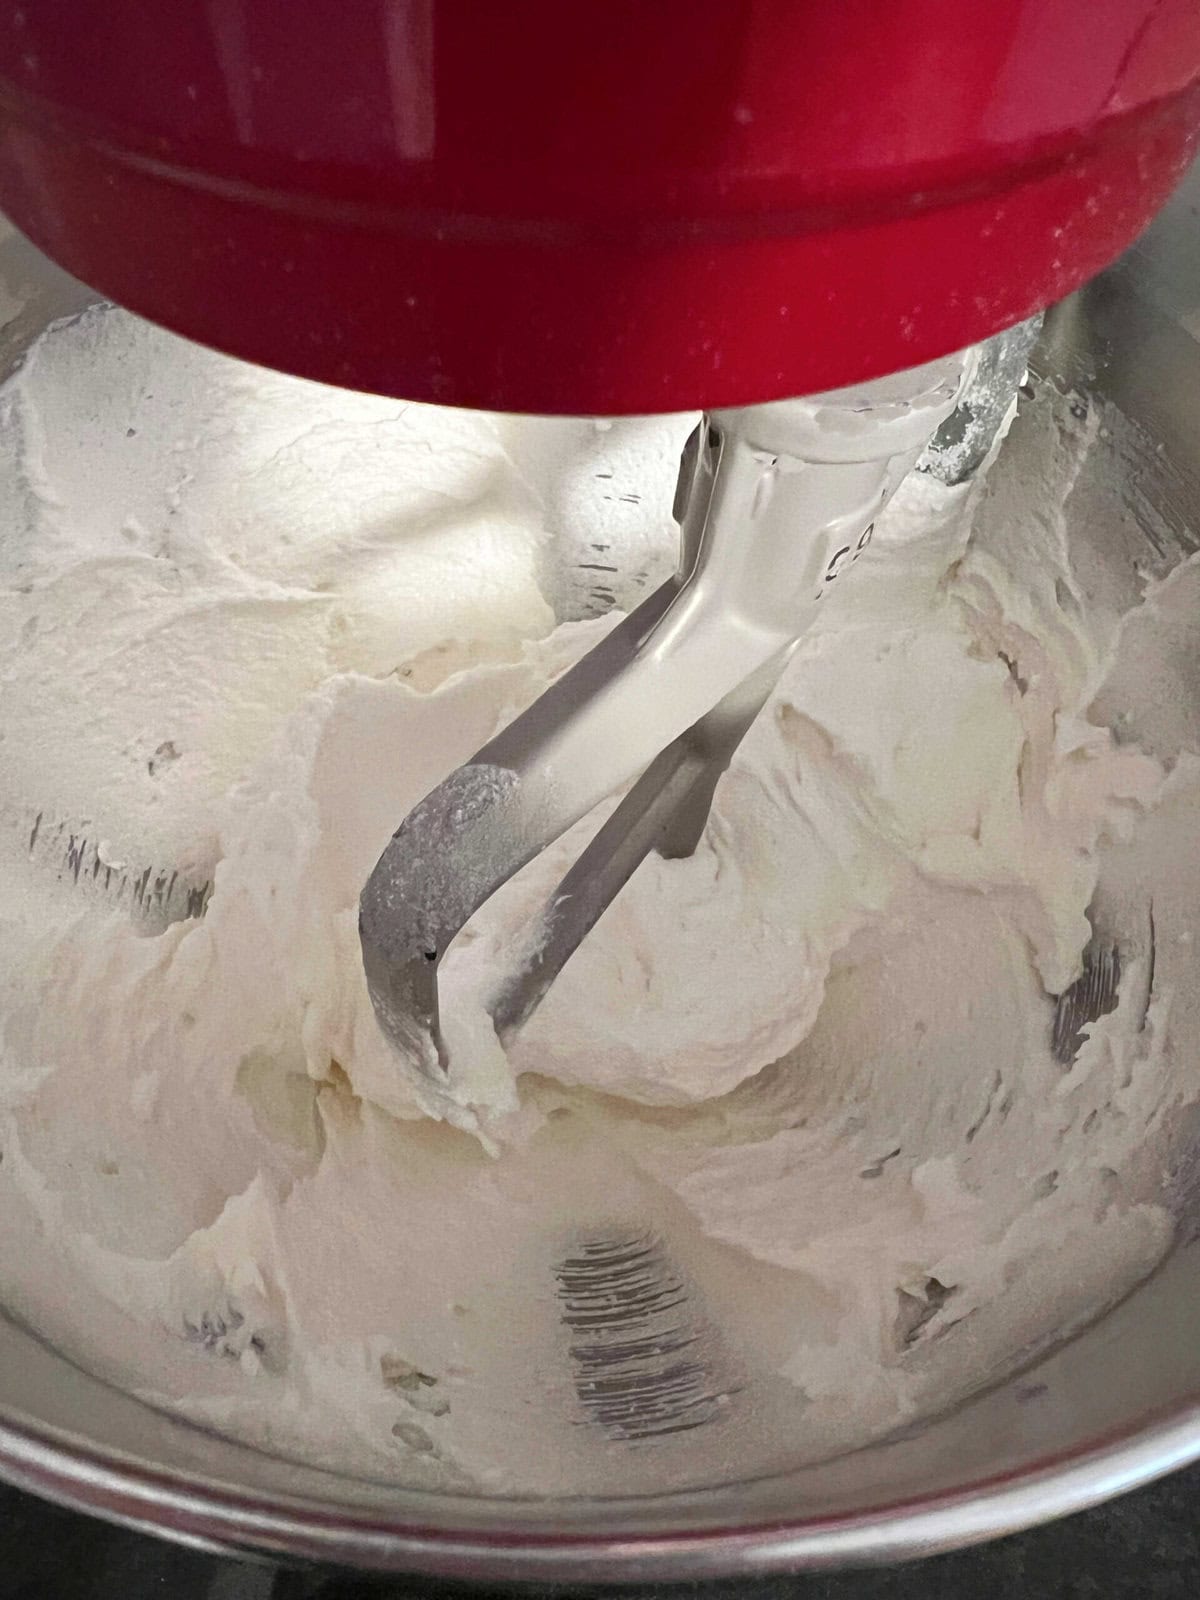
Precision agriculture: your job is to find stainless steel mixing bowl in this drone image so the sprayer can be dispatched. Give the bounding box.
[1,165,1199,1585]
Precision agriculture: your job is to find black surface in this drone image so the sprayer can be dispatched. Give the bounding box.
[2,1466,1199,1599]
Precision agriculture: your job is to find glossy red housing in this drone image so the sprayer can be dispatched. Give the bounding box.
[0,0,1197,413]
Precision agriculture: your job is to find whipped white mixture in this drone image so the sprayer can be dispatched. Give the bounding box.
[0,305,1198,1497]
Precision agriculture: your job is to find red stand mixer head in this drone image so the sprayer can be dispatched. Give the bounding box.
[0,0,1196,415]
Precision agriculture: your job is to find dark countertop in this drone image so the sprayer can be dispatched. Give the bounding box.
[2,1466,1199,1599]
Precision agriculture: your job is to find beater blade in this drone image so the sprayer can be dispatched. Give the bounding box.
[360,353,974,1073]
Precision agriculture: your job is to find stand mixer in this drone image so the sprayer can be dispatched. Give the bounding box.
[2,0,1197,1071]
[2,0,1197,411]
[1,0,1200,1581]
